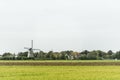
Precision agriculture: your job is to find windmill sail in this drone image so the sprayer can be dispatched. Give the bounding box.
[24,40,40,58]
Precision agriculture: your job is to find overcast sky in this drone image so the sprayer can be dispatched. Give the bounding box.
[0,0,119,53]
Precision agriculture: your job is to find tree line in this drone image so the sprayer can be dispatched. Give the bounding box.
[1,50,120,60]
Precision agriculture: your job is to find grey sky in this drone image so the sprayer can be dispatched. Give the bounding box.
[0,0,119,53]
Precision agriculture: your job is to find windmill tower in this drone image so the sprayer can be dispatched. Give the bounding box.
[24,40,40,58]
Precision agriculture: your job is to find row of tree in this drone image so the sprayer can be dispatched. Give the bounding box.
[1,50,120,60]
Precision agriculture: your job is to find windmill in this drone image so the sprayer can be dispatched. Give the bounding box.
[24,40,40,58]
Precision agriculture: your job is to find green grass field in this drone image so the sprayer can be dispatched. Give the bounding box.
[0,60,119,62]
[0,66,120,80]
[0,60,120,80]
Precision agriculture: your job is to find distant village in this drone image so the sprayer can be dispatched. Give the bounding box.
[0,49,119,60]
[0,40,119,60]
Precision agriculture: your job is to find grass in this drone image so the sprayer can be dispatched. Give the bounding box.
[0,60,120,66]
[0,60,120,80]
[0,66,120,80]
[0,60,119,62]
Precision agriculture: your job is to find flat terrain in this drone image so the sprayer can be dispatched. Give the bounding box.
[1,66,120,80]
[0,60,119,62]
[0,60,119,66]
[0,60,120,80]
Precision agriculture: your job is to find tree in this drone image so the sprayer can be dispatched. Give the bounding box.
[51,52,59,60]
[87,51,97,60]
[107,50,113,55]
[60,51,67,60]
[2,52,14,60]
[17,52,28,60]
[72,52,79,60]
[17,52,28,57]
[96,50,106,59]
[79,54,87,60]
[63,50,74,60]
[35,51,45,59]
[115,51,120,59]
[46,51,53,60]
[80,50,89,55]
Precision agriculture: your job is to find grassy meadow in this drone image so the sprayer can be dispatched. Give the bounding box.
[0,66,120,80]
[0,60,120,80]
[0,60,119,62]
